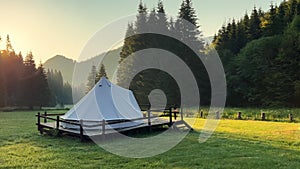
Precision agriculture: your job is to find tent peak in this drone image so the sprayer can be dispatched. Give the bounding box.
[98,76,111,87]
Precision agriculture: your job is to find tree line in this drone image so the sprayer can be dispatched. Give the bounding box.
[116,0,209,108]
[47,69,72,106]
[116,0,300,108]
[0,36,72,109]
[213,0,300,107]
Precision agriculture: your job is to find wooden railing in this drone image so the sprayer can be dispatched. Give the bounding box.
[36,107,183,141]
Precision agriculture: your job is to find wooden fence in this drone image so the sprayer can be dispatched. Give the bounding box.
[36,107,184,141]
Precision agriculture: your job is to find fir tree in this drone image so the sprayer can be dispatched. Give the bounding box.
[86,65,97,93]
[248,7,262,40]
[263,3,278,36]
[120,23,136,63]
[35,63,51,108]
[176,0,204,50]
[6,35,13,52]
[289,0,298,20]
[47,69,72,106]
[22,52,37,109]
[95,64,108,82]
[135,1,148,34]
[157,0,169,33]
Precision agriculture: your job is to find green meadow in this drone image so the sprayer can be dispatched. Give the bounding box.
[1,110,300,169]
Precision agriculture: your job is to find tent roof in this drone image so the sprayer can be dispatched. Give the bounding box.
[61,77,142,121]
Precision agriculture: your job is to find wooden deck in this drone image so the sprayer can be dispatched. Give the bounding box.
[36,107,193,141]
[39,118,170,137]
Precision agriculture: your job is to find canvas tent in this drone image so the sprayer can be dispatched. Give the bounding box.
[61,77,143,130]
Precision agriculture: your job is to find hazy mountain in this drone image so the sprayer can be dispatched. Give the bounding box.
[44,48,121,86]
[44,37,212,86]
[44,55,75,83]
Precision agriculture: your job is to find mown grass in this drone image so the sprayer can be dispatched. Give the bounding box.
[0,110,300,169]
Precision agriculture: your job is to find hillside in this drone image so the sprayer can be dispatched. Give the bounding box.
[44,48,121,85]
[44,55,75,83]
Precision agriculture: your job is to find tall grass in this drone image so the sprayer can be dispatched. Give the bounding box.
[183,107,300,122]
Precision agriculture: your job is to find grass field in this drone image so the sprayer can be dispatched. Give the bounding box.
[1,110,300,169]
[187,107,300,122]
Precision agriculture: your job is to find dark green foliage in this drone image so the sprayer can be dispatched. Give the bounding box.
[0,35,70,108]
[35,64,51,107]
[0,47,24,107]
[117,0,208,107]
[248,7,262,40]
[236,36,283,106]
[213,0,300,107]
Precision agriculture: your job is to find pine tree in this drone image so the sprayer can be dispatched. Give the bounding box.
[135,1,148,34]
[282,0,291,24]
[147,8,158,31]
[243,12,251,40]
[176,0,204,50]
[95,64,108,82]
[277,1,287,32]
[296,0,300,16]
[157,0,169,33]
[176,0,208,105]
[248,7,262,40]
[263,3,278,36]
[120,23,136,63]
[289,0,298,20]
[46,69,71,106]
[35,63,51,108]
[22,52,37,109]
[62,82,73,104]
[6,35,13,52]
[235,20,248,52]
[86,65,97,93]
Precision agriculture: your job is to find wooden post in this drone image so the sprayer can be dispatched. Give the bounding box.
[147,110,151,126]
[216,111,220,119]
[289,114,294,122]
[56,116,60,129]
[37,112,42,134]
[147,110,152,132]
[80,119,84,142]
[180,107,184,121]
[44,111,47,123]
[169,107,173,126]
[200,111,203,118]
[102,119,106,136]
[237,112,242,120]
[261,113,266,121]
[174,109,177,120]
[37,112,40,130]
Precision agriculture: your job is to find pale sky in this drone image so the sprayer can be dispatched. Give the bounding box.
[0,0,283,62]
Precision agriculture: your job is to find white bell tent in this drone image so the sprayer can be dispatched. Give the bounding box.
[61,77,143,129]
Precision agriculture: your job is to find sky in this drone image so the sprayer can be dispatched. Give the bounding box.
[0,0,283,62]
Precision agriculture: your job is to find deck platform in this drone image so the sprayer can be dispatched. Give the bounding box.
[36,108,193,141]
[39,118,170,137]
